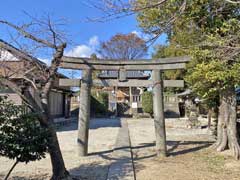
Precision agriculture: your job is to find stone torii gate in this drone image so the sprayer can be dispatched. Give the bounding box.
[59,56,190,157]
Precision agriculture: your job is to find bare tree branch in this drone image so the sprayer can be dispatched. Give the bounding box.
[84,0,186,44]
[83,0,174,22]
[0,17,70,179]
[225,0,240,4]
[0,20,57,49]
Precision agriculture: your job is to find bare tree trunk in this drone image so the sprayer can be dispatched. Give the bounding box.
[213,86,240,159]
[4,160,18,180]
[41,92,72,179]
[47,124,71,180]
[0,20,72,179]
[43,44,72,179]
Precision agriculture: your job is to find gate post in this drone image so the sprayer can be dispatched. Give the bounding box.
[129,86,133,115]
[152,70,167,157]
[78,68,92,156]
[115,86,118,117]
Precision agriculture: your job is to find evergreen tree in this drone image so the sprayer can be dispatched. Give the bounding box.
[136,0,240,159]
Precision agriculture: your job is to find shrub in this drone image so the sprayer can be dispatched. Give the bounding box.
[91,91,109,116]
[0,96,49,179]
[142,91,153,116]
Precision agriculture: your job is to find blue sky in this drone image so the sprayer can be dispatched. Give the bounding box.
[0,0,167,77]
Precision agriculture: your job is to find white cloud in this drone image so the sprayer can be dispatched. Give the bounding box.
[65,45,93,58]
[0,50,18,61]
[89,35,99,47]
[64,35,100,58]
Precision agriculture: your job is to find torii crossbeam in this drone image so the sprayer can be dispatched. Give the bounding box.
[60,56,189,70]
[59,56,190,157]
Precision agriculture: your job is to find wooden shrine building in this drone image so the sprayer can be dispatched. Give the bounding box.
[98,70,150,116]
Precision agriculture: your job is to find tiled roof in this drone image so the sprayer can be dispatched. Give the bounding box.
[98,71,150,79]
[0,39,68,79]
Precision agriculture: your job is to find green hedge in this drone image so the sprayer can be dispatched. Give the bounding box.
[142,91,153,116]
[91,91,109,116]
[0,96,49,178]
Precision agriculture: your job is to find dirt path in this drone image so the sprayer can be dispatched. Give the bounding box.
[107,119,135,180]
[127,118,240,180]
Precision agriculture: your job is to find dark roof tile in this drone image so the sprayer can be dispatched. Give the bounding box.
[98,71,150,79]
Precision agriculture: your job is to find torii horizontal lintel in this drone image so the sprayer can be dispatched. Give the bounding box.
[60,56,190,70]
[60,62,187,70]
[59,79,184,88]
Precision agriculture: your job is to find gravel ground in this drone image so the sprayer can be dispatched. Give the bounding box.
[127,118,240,180]
[1,117,240,180]
[0,118,121,180]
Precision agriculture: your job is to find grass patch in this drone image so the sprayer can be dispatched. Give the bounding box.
[195,149,226,172]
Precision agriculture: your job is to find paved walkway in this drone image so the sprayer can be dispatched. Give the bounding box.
[107,118,135,180]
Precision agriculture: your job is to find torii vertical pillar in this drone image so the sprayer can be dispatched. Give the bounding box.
[115,86,118,117]
[129,86,133,115]
[78,69,92,156]
[152,70,167,157]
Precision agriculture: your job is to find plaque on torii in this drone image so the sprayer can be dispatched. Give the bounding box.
[59,56,190,157]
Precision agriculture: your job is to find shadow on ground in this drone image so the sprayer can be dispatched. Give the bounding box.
[69,162,109,180]
[0,173,50,180]
[85,140,213,162]
[0,161,129,180]
[69,159,140,180]
[0,163,110,180]
[130,140,214,160]
[88,147,132,161]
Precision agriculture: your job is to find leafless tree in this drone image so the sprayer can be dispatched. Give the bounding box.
[99,33,148,60]
[0,17,72,180]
